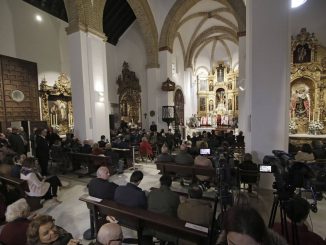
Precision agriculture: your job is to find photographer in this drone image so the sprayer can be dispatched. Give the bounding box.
[273,197,326,245]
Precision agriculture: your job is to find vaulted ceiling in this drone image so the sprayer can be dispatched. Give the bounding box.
[22,0,136,45]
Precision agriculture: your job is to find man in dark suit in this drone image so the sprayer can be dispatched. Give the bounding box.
[156,145,174,163]
[88,166,118,200]
[36,128,50,176]
[114,170,147,209]
[8,127,25,155]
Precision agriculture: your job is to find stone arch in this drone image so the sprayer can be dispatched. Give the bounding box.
[127,0,159,68]
[159,0,245,52]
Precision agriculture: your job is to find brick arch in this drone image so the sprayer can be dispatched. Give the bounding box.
[159,0,245,53]
[127,0,159,68]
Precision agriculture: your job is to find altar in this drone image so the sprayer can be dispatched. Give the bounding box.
[289,134,326,149]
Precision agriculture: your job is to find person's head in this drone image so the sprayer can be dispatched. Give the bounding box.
[285,196,310,224]
[105,143,112,150]
[161,145,169,154]
[160,175,172,188]
[233,192,251,208]
[12,154,20,164]
[97,166,110,180]
[5,198,30,222]
[101,135,106,140]
[301,143,312,154]
[243,153,252,162]
[239,131,243,136]
[27,215,59,244]
[188,185,203,199]
[20,154,27,163]
[180,144,187,152]
[93,143,100,149]
[97,223,123,245]
[312,140,322,149]
[22,157,36,169]
[224,207,268,245]
[40,128,47,137]
[141,137,148,142]
[130,170,143,185]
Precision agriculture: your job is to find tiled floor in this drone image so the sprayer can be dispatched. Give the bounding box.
[36,162,326,244]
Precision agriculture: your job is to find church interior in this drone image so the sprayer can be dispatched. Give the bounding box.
[0,0,326,244]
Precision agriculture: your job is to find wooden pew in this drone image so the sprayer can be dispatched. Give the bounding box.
[155,162,216,181]
[79,194,210,245]
[68,153,116,177]
[0,174,42,211]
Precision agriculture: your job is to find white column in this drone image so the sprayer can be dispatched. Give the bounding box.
[184,68,193,120]
[238,35,249,136]
[247,0,291,189]
[146,68,160,130]
[67,31,110,141]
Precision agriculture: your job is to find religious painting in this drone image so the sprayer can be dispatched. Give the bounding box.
[199,97,206,111]
[228,99,232,110]
[199,79,208,91]
[293,44,311,64]
[217,64,224,82]
[174,89,185,125]
[39,74,73,135]
[209,80,214,91]
[209,100,214,111]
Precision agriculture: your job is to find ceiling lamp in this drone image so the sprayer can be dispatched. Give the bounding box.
[291,0,307,8]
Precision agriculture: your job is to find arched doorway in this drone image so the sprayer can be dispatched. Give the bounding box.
[174,89,184,125]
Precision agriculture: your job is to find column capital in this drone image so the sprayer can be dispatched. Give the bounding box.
[64,0,107,40]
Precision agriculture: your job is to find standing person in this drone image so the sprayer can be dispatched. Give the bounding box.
[30,127,38,157]
[36,128,50,176]
[150,121,157,132]
[8,127,26,155]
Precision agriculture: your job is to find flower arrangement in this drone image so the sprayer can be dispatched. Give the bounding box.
[289,120,297,131]
[308,121,324,131]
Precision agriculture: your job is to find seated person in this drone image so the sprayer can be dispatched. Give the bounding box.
[114,170,147,209]
[20,158,62,203]
[273,196,325,245]
[239,153,258,193]
[295,143,315,162]
[139,137,153,160]
[220,206,287,245]
[11,154,26,178]
[95,223,123,245]
[0,198,31,245]
[88,166,118,200]
[174,144,194,166]
[147,175,179,245]
[26,214,79,245]
[311,140,326,160]
[177,185,213,227]
[156,145,174,163]
[104,143,124,173]
[148,175,180,217]
[98,135,107,148]
[92,143,104,155]
[236,131,245,147]
[80,140,92,154]
[194,155,213,185]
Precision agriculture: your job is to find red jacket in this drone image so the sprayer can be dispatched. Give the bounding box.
[139,141,153,156]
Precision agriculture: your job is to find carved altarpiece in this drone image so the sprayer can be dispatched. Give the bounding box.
[117,62,142,125]
[290,28,326,134]
[39,73,73,135]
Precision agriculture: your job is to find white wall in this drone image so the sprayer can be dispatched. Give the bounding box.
[0,0,16,57]
[106,22,147,121]
[291,0,326,46]
[0,0,69,85]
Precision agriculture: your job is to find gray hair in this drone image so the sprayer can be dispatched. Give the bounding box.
[161,145,169,153]
[96,166,109,178]
[6,198,30,222]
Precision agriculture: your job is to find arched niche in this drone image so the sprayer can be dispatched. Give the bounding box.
[174,88,184,125]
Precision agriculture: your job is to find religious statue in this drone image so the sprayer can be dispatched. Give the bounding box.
[291,87,310,118]
[209,100,214,111]
[209,81,214,91]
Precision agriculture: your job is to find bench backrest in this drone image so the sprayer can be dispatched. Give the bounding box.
[0,174,29,197]
[156,162,216,178]
[79,194,209,244]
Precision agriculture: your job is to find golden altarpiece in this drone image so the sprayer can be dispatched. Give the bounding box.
[289,28,326,139]
[196,63,239,127]
[39,73,74,135]
[117,62,142,126]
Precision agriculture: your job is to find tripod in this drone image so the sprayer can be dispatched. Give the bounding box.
[268,192,300,245]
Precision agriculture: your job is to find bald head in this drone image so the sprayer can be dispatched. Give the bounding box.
[97,166,110,180]
[97,223,122,245]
